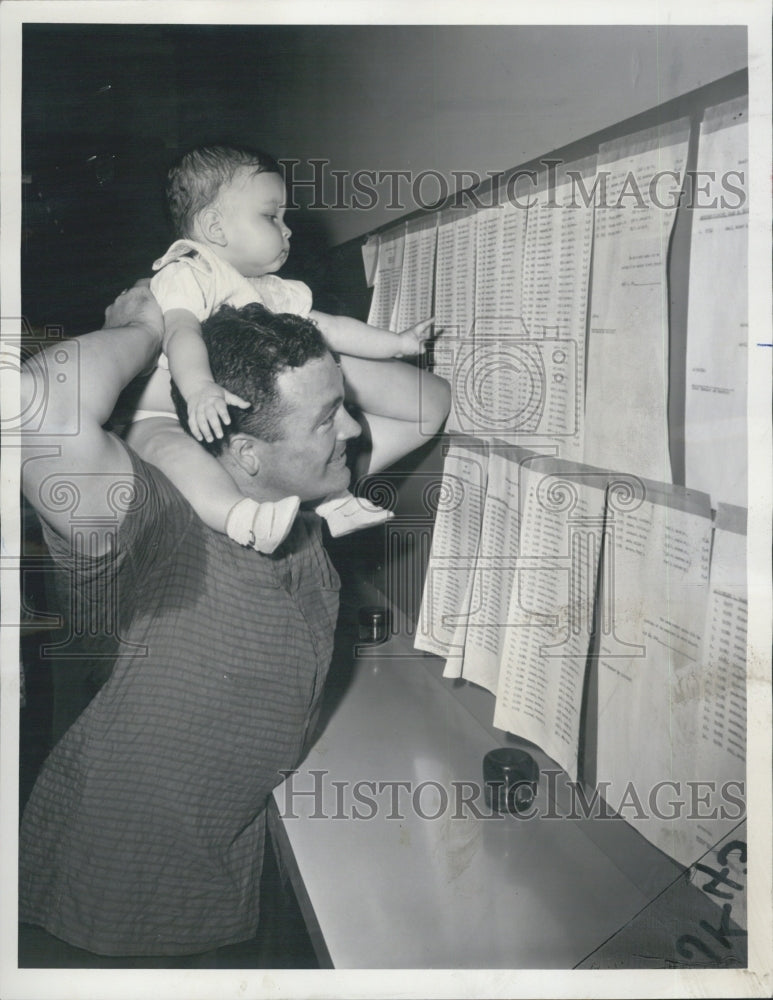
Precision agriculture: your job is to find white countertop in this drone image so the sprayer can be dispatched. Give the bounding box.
[272,620,683,969]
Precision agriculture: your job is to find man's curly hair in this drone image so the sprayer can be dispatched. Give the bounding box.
[170,303,330,455]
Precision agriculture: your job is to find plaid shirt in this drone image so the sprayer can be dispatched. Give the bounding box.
[20,447,339,956]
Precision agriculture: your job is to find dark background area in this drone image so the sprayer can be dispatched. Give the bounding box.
[19,25,384,968]
[21,24,371,336]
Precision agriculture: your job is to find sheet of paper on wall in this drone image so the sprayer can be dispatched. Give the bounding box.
[431,209,478,433]
[414,440,488,663]
[445,200,529,439]
[434,209,477,339]
[449,445,525,694]
[453,195,526,440]
[515,157,595,461]
[492,455,608,782]
[444,203,525,438]
[440,572,476,680]
[594,479,716,866]
[686,502,747,862]
[583,119,691,482]
[474,198,528,337]
[390,216,437,332]
[366,230,405,330]
[684,98,749,509]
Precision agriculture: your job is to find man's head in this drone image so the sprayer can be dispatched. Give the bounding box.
[171,303,361,502]
[167,145,290,277]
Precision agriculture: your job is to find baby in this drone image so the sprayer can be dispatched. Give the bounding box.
[124,144,450,552]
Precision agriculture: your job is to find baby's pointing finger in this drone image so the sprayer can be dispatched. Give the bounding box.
[225,392,252,409]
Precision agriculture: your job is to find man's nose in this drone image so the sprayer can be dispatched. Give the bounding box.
[336,407,362,441]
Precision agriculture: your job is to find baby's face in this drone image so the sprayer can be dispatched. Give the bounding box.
[217,169,290,278]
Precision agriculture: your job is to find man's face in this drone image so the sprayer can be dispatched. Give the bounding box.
[255,352,362,502]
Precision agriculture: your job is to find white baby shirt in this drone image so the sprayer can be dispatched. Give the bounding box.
[150,238,313,321]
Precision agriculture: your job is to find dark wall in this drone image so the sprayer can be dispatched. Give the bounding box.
[21,24,346,334]
[23,26,173,332]
[21,24,747,334]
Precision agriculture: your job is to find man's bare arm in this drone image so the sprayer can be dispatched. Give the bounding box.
[21,287,164,551]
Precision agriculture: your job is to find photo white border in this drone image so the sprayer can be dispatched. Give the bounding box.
[1,2,770,998]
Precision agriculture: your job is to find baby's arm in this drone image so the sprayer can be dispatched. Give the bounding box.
[338,355,451,474]
[309,312,450,474]
[163,308,250,442]
[309,310,434,360]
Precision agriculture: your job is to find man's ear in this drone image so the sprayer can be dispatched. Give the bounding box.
[199,207,227,247]
[227,434,263,476]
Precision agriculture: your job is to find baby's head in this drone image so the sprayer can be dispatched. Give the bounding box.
[167,144,291,278]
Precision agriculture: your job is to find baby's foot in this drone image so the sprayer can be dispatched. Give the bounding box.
[315,491,394,537]
[226,495,301,553]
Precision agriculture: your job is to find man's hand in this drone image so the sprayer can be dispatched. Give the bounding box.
[103,282,163,336]
[395,317,435,357]
[186,380,251,443]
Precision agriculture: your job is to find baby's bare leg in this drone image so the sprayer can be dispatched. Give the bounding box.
[126,417,243,532]
[338,356,451,474]
[127,418,300,551]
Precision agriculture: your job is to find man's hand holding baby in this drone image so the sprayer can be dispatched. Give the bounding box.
[103,282,162,337]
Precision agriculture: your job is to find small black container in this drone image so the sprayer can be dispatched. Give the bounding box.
[483,748,539,814]
[358,605,390,644]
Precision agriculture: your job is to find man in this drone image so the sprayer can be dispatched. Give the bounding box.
[18,288,361,962]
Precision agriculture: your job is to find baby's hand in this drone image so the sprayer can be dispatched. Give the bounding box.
[186,381,251,443]
[395,318,435,357]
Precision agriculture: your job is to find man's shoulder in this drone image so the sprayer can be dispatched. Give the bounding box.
[111,438,191,517]
[41,437,197,568]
